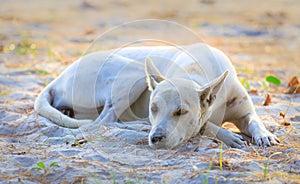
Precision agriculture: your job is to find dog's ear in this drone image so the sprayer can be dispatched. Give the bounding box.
[145,57,165,91]
[197,70,229,109]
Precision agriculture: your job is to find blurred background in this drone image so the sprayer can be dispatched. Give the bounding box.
[1,0,299,75]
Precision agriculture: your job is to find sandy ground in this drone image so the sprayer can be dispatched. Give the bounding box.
[0,0,300,183]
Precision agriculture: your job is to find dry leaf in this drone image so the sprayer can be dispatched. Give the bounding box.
[288,76,299,87]
[250,89,258,95]
[263,93,271,106]
[282,120,291,126]
[286,76,300,94]
[71,138,88,147]
[279,111,285,119]
[84,29,95,35]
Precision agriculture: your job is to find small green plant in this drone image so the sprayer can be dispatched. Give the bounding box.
[31,161,59,174]
[110,169,116,184]
[261,75,281,91]
[241,78,251,91]
[50,162,59,167]
[42,78,52,87]
[241,75,281,92]
[201,172,209,184]
[261,80,269,91]
[68,129,85,147]
[130,167,142,184]
[200,162,213,184]
[263,152,282,179]
[47,44,63,62]
[219,144,223,170]
[265,75,281,87]
[263,159,269,178]
[34,68,48,76]
[68,128,103,147]
[8,32,37,56]
[207,161,213,170]
[25,68,48,76]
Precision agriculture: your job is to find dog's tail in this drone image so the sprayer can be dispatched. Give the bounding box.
[34,86,93,128]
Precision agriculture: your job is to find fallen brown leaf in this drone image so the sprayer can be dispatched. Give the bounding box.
[286,76,300,94]
[84,29,95,35]
[288,76,299,87]
[250,89,258,95]
[279,111,285,119]
[282,120,291,126]
[263,93,271,106]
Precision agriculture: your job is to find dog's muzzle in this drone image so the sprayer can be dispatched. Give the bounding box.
[149,127,167,147]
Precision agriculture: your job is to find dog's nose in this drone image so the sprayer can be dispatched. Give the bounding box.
[150,130,166,144]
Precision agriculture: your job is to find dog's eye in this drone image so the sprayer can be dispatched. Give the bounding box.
[174,109,188,116]
[151,104,158,113]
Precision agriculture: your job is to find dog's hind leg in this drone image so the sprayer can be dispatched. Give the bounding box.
[96,81,148,125]
[96,98,117,124]
[35,87,93,128]
[94,62,148,125]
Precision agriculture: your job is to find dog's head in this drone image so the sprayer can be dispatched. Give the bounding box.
[145,58,228,149]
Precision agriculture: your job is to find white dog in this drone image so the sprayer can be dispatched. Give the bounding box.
[35,43,279,149]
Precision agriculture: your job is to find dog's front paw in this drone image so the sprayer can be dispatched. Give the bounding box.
[252,130,280,147]
[217,128,246,149]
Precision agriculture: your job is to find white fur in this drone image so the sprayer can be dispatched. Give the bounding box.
[35,43,279,148]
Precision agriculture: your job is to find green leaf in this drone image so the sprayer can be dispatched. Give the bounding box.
[261,81,269,91]
[219,144,223,170]
[264,158,269,178]
[265,75,281,86]
[37,69,48,76]
[241,78,251,91]
[37,162,45,169]
[111,169,116,184]
[31,167,42,171]
[241,78,246,85]
[50,162,59,167]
